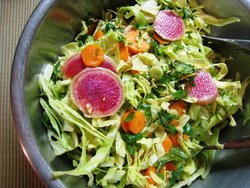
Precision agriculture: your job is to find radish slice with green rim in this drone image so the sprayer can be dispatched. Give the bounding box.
[70,67,124,118]
[62,54,85,79]
[101,55,117,73]
[188,70,219,105]
[154,10,185,41]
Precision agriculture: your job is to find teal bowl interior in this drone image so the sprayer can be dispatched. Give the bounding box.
[11,0,250,187]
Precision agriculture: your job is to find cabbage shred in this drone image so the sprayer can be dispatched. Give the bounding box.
[39,0,244,187]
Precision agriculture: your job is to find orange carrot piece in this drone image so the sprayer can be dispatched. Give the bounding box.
[170,119,179,127]
[81,44,104,67]
[144,166,157,185]
[168,134,180,147]
[153,32,169,45]
[127,111,146,134]
[165,162,176,171]
[169,101,186,116]
[93,30,104,40]
[121,110,146,134]
[121,110,132,133]
[119,42,129,61]
[162,137,173,153]
[183,134,190,141]
[125,29,150,54]
[130,70,140,74]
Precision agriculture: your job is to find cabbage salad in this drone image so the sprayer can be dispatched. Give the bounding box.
[39,0,248,187]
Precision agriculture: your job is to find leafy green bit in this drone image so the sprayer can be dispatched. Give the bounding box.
[182,8,194,19]
[170,166,184,186]
[126,144,136,155]
[243,103,250,125]
[173,89,188,100]
[134,23,147,30]
[168,125,177,134]
[121,133,143,143]
[117,34,125,42]
[138,103,152,118]
[76,34,90,46]
[157,173,165,180]
[51,60,62,83]
[125,112,135,123]
[159,111,178,129]
[105,22,116,32]
[150,39,162,56]
[157,148,188,171]
[173,62,196,75]
[183,123,193,136]
[121,133,143,155]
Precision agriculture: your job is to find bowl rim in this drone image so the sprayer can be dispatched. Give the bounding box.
[10,0,64,187]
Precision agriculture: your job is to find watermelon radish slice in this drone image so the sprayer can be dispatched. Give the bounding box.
[62,54,85,79]
[154,10,184,41]
[100,55,117,73]
[188,70,219,105]
[70,67,124,118]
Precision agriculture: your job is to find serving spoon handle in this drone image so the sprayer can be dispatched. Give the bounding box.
[202,35,250,51]
[203,136,250,151]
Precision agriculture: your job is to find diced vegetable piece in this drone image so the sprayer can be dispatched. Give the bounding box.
[81,44,104,67]
[121,110,146,134]
[125,29,150,54]
[165,162,177,171]
[169,101,186,116]
[144,166,157,185]
[119,42,129,62]
[93,30,104,40]
[154,10,184,41]
[61,54,85,79]
[168,134,180,147]
[153,32,169,45]
[162,137,173,153]
[71,68,124,118]
[188,70,219,105]
[149,66,164,80]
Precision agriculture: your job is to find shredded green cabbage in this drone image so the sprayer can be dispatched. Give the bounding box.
[38,0,248,187]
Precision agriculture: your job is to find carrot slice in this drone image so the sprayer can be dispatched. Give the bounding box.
[162,137,173,153]
[170,119,179,127]
[121,110,132,133]
[119,42,129,61]
[81,44,104,67]
[125,29,150,54]
[121,110,146,134]
[165,162,176,171]
[169,101,186,116]
[168,134,180,147]
[144,166,157,185]
[93,30,104,40]
[153,32,169,45]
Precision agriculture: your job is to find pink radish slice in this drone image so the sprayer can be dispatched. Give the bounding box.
[188,70,219,105]
[100,56,117,73]
[62,54,85,79]
[70,67,124,118]
[154,10,184,41]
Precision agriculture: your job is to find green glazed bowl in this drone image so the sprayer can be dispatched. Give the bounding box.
[10,0,250,187]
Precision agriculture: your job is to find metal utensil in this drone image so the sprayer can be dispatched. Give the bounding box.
[203,136,250,151]
[202,35,250,52]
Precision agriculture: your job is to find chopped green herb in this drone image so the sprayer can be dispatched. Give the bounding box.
[173,89,188,100]
[138,103,152,118]
[105,22,115,32]
[125,112,135,122]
